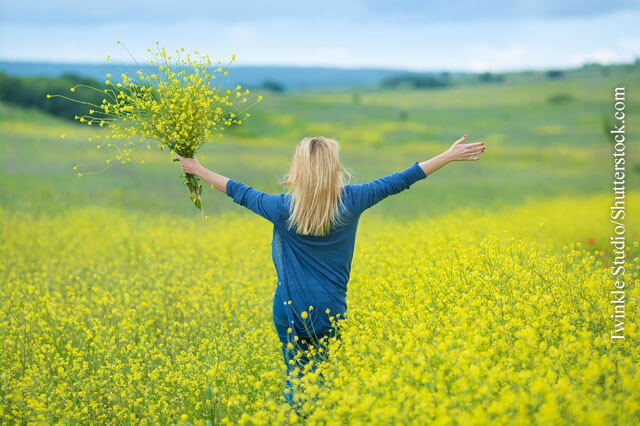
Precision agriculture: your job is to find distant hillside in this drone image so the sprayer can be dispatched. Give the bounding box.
[2,59,637,93]
[0,60,456,91]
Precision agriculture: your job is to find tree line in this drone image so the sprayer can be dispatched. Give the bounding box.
[0,72,107,121]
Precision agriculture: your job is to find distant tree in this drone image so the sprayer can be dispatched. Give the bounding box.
[60,72,84,81]
[381,73,451,89]
[0,72,107,122]
[602,114,615,140]
[352,93,361,105]
[547,70,564,79]
[398,110,408,121]
[478,72,505,83]
[260,79,285,92]
[547,93,574,104]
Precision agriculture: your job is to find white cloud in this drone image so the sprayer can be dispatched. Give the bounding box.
[568,48,637,66]
[1,7,638,71]
[463,42,528,72]
[618,37,640,54]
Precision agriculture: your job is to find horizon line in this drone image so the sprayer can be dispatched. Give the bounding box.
[1,57,638,75]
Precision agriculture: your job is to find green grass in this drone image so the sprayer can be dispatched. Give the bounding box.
[1,67,639,221]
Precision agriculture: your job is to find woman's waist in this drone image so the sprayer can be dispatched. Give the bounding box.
[275,284,346,317]
[276,280,345,302]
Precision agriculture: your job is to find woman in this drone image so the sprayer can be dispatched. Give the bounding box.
[176,134,484,412]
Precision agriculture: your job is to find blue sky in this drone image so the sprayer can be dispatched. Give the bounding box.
[1,0,639,72]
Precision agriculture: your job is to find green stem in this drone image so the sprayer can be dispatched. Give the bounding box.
[173,157,203,210]
[184,172,203,210]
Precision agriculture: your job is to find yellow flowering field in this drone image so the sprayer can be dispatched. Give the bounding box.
[1,191,639,426]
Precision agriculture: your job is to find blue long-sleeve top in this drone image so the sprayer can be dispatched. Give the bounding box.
[225,161,428,344]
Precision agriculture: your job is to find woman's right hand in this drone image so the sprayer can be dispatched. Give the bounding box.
[445,134,485,161]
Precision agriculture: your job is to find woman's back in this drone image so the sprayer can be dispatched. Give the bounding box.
[226,161,428,339]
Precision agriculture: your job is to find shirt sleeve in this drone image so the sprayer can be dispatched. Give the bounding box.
[349,161,427,214]
[225,179,283,224]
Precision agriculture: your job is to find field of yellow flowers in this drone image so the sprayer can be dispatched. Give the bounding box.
[1,191,639,426]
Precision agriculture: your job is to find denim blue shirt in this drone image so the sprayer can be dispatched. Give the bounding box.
[226,161,428,344]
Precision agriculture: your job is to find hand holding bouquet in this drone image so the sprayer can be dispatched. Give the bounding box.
[47,41,262,210]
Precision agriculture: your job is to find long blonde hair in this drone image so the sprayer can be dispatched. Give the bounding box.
[279,136,352,236]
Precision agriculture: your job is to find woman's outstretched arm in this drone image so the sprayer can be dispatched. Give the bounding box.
[176,153,283,224]
[349,134,485,214]
[175,154,230,194]
[418,134,484,175]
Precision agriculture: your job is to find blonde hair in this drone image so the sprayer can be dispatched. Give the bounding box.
[279,136,352,236]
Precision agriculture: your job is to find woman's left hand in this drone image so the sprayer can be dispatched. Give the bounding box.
[175,154,203,175]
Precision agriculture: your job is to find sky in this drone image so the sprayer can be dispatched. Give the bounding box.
[1,0,639,72]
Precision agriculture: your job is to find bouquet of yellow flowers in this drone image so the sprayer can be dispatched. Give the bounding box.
[47,41,262,210]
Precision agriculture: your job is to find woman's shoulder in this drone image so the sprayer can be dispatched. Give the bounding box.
[340,184,357,205]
